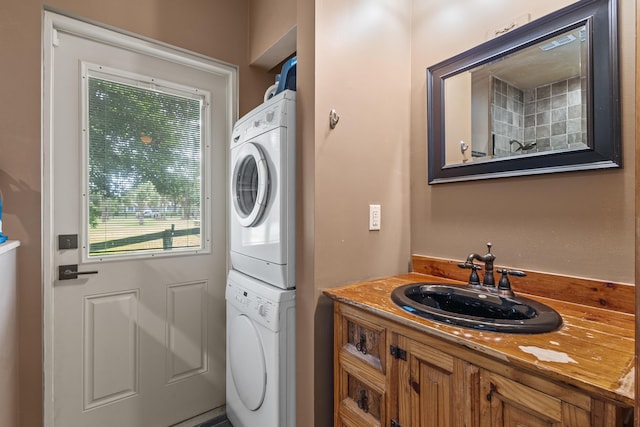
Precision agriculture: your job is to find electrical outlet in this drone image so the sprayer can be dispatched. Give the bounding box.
[369,204,381,231]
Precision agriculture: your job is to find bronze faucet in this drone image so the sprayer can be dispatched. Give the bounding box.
[459,243,528,297]
[464,242,496,288]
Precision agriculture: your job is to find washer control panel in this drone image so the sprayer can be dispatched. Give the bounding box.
[228,282,278,328]
[232,103,285,145]
[230,91,295,148]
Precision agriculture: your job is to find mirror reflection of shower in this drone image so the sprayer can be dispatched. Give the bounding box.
[443,24,588,166]
[509,139,537,153]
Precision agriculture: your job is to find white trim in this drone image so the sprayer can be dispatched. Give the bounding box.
[83,62,210,100]
[45,9,239,80]
[42,10,237,426]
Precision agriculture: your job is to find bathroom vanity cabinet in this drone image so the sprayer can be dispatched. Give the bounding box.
[327,270,634,427]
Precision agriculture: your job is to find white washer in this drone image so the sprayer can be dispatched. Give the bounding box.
[229,90,296,289]
[226,270,296,427]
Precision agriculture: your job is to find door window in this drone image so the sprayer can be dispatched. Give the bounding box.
[83,65,209,258]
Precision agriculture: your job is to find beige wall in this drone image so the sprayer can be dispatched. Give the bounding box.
[295,0,317,424]
[0,2,273,425]
[249,0,297,69]
[444,74,472,163]
[411,0,636,284]
[296,0,412,424]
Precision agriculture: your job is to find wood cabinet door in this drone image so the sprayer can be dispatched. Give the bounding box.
[397,336,479,427]
[334,304,389,427]
[480,370,590,427]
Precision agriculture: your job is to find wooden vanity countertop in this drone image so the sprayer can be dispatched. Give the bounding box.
[323,272,635,407]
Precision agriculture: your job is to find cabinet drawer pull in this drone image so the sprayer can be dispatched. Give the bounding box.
[357,389,369,413]
[355,333,368,355]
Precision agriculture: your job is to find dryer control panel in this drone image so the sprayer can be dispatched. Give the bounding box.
[227,280,282,331]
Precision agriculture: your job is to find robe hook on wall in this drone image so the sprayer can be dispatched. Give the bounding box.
[329,109,340,129]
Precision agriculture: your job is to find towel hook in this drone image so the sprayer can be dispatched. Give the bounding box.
[329,109,340,129]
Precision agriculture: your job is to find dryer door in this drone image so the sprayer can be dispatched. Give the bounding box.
[228,313,267,410]
[232,143,270,227]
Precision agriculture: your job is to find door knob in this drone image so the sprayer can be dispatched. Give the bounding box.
[58,264,99,280]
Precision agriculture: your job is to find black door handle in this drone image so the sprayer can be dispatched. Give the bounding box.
[58,264,99,280]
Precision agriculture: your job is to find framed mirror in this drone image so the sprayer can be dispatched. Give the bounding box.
[427,0,619,184]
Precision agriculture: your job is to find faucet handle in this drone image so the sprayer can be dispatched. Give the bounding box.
[496,269,526,297]
[504,269,526,277]
[458,262,482,287]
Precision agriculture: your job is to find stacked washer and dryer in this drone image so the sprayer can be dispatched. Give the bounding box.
[226,84,296,427]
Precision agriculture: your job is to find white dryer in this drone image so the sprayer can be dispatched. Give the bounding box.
[226,270,296,427]
[229,90,296,289]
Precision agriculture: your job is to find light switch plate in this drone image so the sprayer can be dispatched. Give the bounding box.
[369,204,381,231]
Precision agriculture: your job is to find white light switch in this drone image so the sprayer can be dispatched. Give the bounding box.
[369,204,381,231]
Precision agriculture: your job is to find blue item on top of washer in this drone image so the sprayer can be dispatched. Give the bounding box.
[275,56,296,95]
[0,193,6,243]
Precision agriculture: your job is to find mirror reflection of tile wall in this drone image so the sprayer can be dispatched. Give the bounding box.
[491,77,524,157]
[491,76,587,157]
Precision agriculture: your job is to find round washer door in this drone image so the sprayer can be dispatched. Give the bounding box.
[228,313,267,411]
[232,143,270,227]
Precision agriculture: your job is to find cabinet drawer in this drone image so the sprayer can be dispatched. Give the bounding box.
[338,310,387,373]
[337,363,385,427]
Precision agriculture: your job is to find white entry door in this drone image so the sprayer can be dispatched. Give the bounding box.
[43,13,235,427]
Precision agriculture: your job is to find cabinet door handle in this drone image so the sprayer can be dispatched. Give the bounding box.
[486,383,497,402]
[356,389,369,413]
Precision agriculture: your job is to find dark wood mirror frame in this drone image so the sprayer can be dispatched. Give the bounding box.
[427,0,620,184]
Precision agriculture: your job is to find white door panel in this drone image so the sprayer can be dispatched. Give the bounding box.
[83,291,139,409]
[167,281,208,382]
[44,13,234,427]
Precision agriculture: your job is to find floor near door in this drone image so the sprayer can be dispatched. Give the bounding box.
[195,416,232,427]
[171,410,231,427]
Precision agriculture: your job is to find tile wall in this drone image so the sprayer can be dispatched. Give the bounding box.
[491,76,587,157]
[491,78,524,157]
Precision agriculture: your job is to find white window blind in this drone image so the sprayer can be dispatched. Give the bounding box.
[87,75,204,256]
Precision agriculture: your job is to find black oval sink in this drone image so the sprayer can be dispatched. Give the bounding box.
[391,283,562,334]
